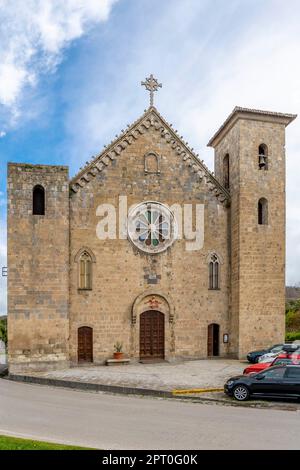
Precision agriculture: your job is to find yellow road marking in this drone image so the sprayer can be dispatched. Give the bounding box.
[172,388,223,395]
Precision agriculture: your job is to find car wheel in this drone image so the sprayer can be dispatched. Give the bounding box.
[233,385,250,401]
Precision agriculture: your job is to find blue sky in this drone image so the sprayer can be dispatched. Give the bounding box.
[1,0,300,313]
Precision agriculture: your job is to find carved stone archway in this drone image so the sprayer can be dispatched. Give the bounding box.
[132,290,174,325]
[131,290,175,359]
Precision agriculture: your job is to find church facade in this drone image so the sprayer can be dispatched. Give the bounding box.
[7,81,296,372]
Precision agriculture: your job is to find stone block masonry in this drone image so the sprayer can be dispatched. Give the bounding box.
[7,105,296,371]
[7,164,70,372]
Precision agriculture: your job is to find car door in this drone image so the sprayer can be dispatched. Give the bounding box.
[281,367,300,396]
[251,367,286,396]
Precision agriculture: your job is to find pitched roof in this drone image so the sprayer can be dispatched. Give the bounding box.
[207,106,297,148]
[70,106,230,205]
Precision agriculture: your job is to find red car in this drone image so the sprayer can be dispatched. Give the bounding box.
[243,353,300,374]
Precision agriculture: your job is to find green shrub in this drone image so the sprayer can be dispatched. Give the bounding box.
[285,331,300,342]
[0,318,7,346]
[286,299,300,313]
[285,300,300,332]
[286,310,300,329]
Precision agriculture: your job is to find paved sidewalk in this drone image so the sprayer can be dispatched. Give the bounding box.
[23,359,245,391]
[8,359,300,411]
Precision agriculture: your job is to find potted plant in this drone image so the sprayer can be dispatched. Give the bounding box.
[113,342,124,360]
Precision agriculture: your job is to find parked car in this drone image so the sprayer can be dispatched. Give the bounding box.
[258,353,281,364]
[244,354,300,375]
[258,344,300,363]
[246,344,285,363]
[224,365,300,401]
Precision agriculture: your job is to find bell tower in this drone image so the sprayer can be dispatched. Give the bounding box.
[7,163,70,372]
[208,107,296,358]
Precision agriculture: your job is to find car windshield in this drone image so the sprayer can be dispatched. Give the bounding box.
[256,367,286,379]
[270,345,283,353]
[290,358,300,364]
[259,356,275,363]
[273,358,292,365]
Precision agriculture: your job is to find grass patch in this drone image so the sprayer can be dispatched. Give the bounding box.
[0,435,93,450]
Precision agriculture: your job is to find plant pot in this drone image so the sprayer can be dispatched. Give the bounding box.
[114,352,124,360]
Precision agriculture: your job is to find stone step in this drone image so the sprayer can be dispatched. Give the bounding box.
[106,358,131,366]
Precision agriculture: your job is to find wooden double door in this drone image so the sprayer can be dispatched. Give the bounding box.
[140,310,165,360]
[78,326,93,363]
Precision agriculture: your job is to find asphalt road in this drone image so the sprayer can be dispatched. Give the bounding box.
[0,379,300,449]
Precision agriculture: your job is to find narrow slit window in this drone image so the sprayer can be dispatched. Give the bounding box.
[258,198,268,225]
[223,154,230,189]
[33,185,45,215]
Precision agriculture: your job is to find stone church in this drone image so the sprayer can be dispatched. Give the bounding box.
[7,76,296,372]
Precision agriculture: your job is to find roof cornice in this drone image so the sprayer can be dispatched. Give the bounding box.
[207,106,297,148]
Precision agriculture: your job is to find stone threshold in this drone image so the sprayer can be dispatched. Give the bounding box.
[5,373,300,412]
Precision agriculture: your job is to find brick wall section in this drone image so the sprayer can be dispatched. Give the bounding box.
[7,164,70,372]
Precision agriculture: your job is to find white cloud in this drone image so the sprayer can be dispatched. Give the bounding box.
[62,0,300,284]
[0,0,118,312]
[0,0,118,128]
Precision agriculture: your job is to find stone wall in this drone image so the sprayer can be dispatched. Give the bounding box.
[7,107,291,368]
[7,164,70,372]
[69,118,230,363]
[213,114,289,357]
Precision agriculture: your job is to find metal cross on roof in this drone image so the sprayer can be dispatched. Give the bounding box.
[141,74,162,107]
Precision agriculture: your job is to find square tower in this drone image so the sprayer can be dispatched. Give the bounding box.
[7,164,70,372]
[208,107,297,358]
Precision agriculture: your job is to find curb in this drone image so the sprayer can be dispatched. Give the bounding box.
[7,374,174,399]
[6,374,235,406]
[6,374,300,412]
[172,388,223,395]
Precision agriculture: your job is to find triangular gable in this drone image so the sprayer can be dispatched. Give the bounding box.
[70,107,230,206]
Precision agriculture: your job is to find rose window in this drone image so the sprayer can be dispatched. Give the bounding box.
[128,202,176,254]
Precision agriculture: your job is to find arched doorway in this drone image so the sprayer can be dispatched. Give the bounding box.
[140,311,165,360]
[207,323,220,357]
[78,326,93,363]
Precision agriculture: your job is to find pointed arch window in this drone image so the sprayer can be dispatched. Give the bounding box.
[258,144,268,170]
[223,154,230,189]
[258,198,268,225]
[208,253,220,290]
[33,185,45,215]
[79,251,93,290]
